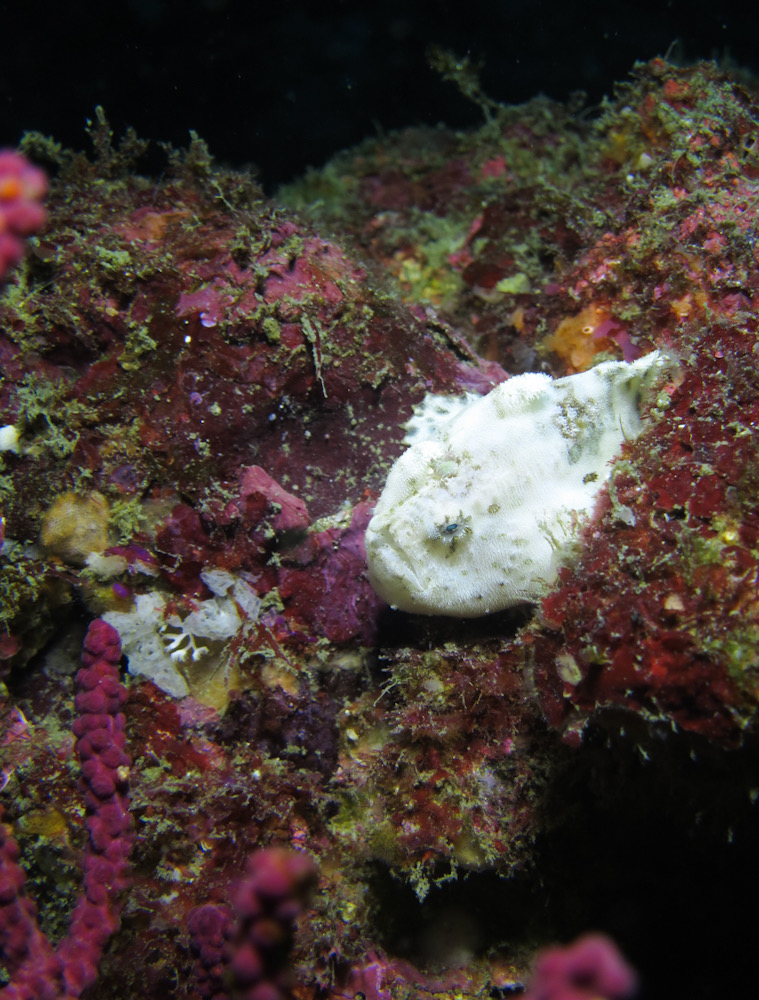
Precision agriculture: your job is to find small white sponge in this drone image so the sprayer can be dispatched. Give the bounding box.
[365,352,667,617]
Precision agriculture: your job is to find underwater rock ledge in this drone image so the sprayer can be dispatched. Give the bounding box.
[2,58,759,999]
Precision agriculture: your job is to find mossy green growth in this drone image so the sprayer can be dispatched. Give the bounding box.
[13,375,93,459]
[109,496,146,544]
[702,621,759,686]
[0,554,43,626]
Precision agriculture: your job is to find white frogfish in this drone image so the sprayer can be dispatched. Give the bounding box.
[365,351,668,616]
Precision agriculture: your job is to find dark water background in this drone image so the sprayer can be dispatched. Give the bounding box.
[2,0,755,189]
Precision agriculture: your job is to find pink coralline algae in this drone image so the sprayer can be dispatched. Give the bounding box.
[0,150,46,281]
[0,620,132,998]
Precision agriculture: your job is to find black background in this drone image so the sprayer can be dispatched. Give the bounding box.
[1,0,755,190]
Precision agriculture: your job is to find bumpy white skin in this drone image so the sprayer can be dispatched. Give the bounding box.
[365,351,667,617]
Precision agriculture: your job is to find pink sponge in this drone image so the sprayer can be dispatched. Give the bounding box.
[525,933,638,1000]
[0,149,47,280]
[0,619,133,999]
[189,847,317,1000]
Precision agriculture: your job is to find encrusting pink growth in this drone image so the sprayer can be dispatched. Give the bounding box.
[0,150,46,281]
[188,847,317,1000]
[0,820,63,1000]
[0,619,133,999]
[524,934,638,1000]
[187,902,235,1000]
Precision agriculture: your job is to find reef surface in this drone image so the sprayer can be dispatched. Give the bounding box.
[2,60,759,999]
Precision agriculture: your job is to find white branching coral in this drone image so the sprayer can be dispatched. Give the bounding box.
[102,568,260,698]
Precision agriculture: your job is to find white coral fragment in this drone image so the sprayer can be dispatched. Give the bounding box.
[103,593,190,698]
[102,570,260,697]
